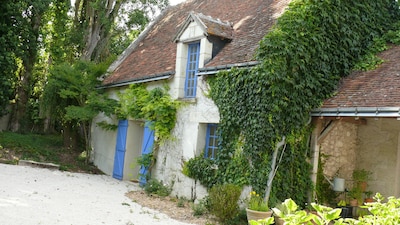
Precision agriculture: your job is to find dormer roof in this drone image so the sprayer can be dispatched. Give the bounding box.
[174,12,233,42]
[102,0,291,87]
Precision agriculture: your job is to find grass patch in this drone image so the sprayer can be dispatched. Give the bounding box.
[0,132,62,162]
[0,131,102,174]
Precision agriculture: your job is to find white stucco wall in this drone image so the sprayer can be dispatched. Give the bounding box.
[152,75,220,200]
[91,113,118,176]
[91,19,220,200]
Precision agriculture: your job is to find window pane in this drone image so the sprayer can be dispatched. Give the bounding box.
[184,42,200,98]
[205,124,219,159]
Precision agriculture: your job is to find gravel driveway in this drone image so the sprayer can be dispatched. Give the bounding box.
[0,164,195,225]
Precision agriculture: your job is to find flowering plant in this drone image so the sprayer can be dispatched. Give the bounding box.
[247,191,269,212]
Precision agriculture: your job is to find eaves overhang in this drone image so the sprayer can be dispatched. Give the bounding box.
[311,107,400,118]
[98,71,174,89]
[197,61,259,75]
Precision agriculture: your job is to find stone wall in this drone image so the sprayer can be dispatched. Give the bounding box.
[320,120,358,183]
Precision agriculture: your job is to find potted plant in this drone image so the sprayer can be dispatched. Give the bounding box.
[364,191,374,203]
[348,186,363,206]
[246,191,272,224]
[352,169,372,192]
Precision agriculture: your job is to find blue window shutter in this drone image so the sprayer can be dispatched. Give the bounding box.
[184,42,200,98]
[139,121,155,186]
[205,124,218,159]
[113,120,128,180]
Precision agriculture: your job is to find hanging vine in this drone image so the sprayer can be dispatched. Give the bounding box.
[200,0,400,206]
[116,83,181,142]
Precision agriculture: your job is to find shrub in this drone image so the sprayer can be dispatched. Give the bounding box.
[192,199,208,217]
[208,184,242,223]
[144,179,171,197]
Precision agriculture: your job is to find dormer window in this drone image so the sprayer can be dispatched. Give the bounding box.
[174,12,233,99]
[185,42,200,98]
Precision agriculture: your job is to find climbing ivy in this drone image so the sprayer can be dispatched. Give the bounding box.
[117,84,181,142]
[203,0,400,206]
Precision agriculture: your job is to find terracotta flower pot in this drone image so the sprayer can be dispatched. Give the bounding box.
[350,198,358,207]
[246,208,273,224]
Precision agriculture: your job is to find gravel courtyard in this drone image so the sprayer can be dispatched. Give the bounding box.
[0,164,196,225]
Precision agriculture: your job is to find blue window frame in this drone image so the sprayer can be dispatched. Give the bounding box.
[205,124,219,159]
[184,42,200,98]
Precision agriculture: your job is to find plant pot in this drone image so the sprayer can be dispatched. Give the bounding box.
[274,216,284,225]
[364,198,374,203]
[358,181,367,192]
[246,208,273,224]
[349,199,358,207]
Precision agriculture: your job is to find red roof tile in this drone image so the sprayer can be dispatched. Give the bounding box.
[322,45,400,108]
[102,0,291,86]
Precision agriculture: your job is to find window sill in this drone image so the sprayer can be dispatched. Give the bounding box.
[178,97,197,104]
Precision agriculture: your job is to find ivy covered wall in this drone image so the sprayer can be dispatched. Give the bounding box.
[200,0,400,206]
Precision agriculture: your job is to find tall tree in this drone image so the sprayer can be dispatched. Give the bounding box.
[40,0,168,149]
[72,0,168,62]
[6,0,52,132]
[0,1,22,117]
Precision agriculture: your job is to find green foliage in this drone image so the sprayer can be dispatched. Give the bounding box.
[137,153,153,168]
[385,21,400,45]
[207,0,400,207]
[183,154,218,188]
[144,179,172,197]
[191,199,208,217]
[268,194,400,225]
[316,154,338,206]
[208,184,242,223]
[0,131,62,162]
[249,217,275,225]
[247,191,269,212]
[117,84,181,142]
[42,60,109,122]
[358,193,400,224]
[352,169,372,182]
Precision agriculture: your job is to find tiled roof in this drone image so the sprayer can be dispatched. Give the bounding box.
[322,45,400,108]
[102,0,291,86]
[195,13,233,40]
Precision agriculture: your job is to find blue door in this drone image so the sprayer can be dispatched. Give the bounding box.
[139,122,155,186]
[112,120,128,180]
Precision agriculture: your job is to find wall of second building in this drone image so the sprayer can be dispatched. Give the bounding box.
[319,118,400,198]
[356,118,400,198]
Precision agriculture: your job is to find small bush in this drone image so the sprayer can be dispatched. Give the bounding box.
[192,199,208,217]
[144,179,171,197]
[177,197,186,208]
[208,183,242,223]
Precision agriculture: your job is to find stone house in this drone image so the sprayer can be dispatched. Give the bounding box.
[91,0,291,199]
[310,45,400,198]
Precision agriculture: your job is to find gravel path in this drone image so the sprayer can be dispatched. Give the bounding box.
[0,164,195,225]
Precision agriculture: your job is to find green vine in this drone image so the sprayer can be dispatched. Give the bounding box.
[200,0,400,206]
[117,83,181,142]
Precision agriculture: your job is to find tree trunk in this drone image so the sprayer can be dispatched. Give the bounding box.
[9,5,43,132]
[79,0,124,61]
[264,136,286,203]
[10,57,35,132]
